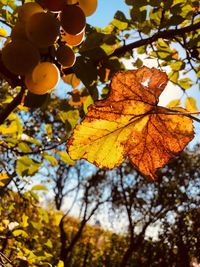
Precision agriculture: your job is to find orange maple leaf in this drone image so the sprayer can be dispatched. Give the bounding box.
[67,66,194,179]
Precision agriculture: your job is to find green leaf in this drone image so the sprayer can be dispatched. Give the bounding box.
[80,32,104,52]
[30,221,42,230]
[31,185,48,191]
[168,15,185,26]
[20,134,42,146]
[133,58,143,68]
[137,46,146,54]
[149,7,162,25]
[17,142,32,153]
[83,95,94,114]
[59,110,79,129]
[168,71,179,83]
[180,4,193,18]
[111,19,128,30]
[112,10,129,30]
[0,114,22,136]
[131,6,146,23]
[151,50,171,60]
[178,78,193,90]
[43,152,58,166]
[114,10,128,22]
[45,124,52,140]
[57,151,75,165]
[100,43,117,56]
[157,39,171,51]
[74,57,98,87]
[12,229,28,238]
[170,61,184,71]
[17,156,41,177]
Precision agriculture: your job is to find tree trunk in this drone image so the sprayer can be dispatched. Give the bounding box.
[120,242,135,267]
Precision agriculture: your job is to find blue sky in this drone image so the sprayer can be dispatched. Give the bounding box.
[87,0,129,27]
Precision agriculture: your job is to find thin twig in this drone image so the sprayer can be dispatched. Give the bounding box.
[0,252,15,267]
[0,19,12,28]
[0,140,66,156]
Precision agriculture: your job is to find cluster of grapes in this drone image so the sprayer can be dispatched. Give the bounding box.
[1,0,97,95]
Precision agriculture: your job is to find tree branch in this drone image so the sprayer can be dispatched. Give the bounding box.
[63,21,200,76]
[110,22,200,58]
[0,52,25,125]
[0,87,25,125]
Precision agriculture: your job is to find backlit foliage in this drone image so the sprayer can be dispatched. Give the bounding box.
[0,0,200,265]
[67,67,194,179]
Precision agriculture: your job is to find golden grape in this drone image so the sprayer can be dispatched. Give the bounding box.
[61,30,85,46]
[25,62,60,95]
[26,12,60,47]
[78,0,98,17]
[60,5,86,35]
[18,2,44,23]
[40,0,65,12]
[2,39,40,75]
[11,22,27,41]
[56,45,76,68]
[65,0,78,4]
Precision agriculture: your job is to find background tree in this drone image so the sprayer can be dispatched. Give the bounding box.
[0,148,200,266]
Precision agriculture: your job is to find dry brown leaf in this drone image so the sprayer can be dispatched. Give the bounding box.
[67,66,194,179]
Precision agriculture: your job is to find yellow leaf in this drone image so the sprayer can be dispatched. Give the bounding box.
[67,67,194,179]
[0,121,18,134]
[58,151,75,165]
[0,27,7,37]
[57,261,64,267]
[17,105,29,112]
[0,172,9,187]
[167,99,181,108]
[12,229,28,238]
[21,214,29,228]
[62,73,80,88]
[185,97,198,112]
